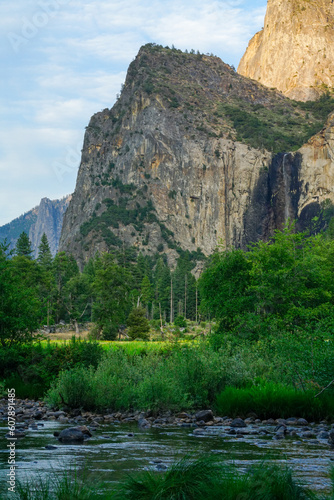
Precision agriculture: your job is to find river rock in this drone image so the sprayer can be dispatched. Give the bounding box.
[273,434,285,440]
[301,431,316,439]
[156,464,168,470]
[58,417,69,424]
[76,425,92,437]
[297,418,308,426]
[317,431,329,440]
[286,418,298,424]
[193,428,206,435]
[176,412,189,419]
[57,427,86,443]
[230,418,247,428]
[328,430,334,446]
[54,411,66,418]
[45,445,58,450]
[138,418,151,429]
[32,411,43,420]
[195,410,214,422]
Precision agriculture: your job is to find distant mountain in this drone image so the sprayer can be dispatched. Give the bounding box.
[0,195,72,258]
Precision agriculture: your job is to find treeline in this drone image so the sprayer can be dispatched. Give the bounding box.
[0,231,202,345]
[199,225,334,340]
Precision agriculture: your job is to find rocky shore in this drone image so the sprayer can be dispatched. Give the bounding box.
[1,398,334,447]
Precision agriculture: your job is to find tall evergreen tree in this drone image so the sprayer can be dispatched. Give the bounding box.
[52,252,79,322]
[0,243,40,346]
[15,231,33,258]
[93,253,133,339]
[38,233,52,269]
[154,258,171,321]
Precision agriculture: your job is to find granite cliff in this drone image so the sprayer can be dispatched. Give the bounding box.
[59,44,334,268]
[238,0,334,101]
[0,195,71,258]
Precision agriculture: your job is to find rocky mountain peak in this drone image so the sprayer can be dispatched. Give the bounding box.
[59,44,334,268]
[238,0,334,101]
[0,195,71,258]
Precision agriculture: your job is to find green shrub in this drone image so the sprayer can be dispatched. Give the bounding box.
[127,308,150,340]
[102,322,118,341]
[0,340,103,400]
[174,315,187,328]
[46,344,228,411]
[215,382,334,420]
[47,365,95,409]
[3,374,45,400]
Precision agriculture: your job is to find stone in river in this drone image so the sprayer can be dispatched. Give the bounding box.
[195,410,214,422]
[57,427,86,443]
[230,418,247,428]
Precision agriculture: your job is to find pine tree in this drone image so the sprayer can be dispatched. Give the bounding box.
[141,275,153,305]
[0,243,40,345]
[38,233,52,269]
[15,232,33,258]
[127,307,150,340]
[154,258,171,321]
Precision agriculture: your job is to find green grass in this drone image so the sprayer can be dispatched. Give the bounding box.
[13,457,319,499]
[11,469,108,500]
[114,456,317,500]
[215,382,334,420]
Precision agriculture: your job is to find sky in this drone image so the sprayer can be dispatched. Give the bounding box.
[0,0,267,226]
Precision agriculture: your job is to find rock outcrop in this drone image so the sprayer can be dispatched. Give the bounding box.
[29,196,71,258]
[59,45,334,267]
[0,195,71,257]
[238,0,334,101]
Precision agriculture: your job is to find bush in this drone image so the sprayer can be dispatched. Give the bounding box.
[127,308,150,340]
[0,340,104,399]
[47,365,95,409]
[174,315,187,328]
[102,322,118,341]
[46,344,228,411]
[215,382,334,420]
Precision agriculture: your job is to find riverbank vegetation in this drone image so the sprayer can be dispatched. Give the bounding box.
[1,224,334,420]
[12,456,333,499]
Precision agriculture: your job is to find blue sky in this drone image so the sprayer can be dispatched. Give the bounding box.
[0,0,266,225]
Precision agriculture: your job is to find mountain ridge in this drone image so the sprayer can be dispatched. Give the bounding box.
[59,44,334,268]
[0,195,71,257]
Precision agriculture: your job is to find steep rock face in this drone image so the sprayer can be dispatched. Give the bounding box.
[59,45,334,267]
[29,195,72,258]
[0,196,71,257]
[59,46,285,266]
[245,112,334,241]
[238,0,334,101]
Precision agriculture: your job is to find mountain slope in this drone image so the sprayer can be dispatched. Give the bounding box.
[59,44,334,267]
[0,195,71,257]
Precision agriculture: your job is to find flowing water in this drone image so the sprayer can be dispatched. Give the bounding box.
[282,153,291,223]
[0,421,333,496]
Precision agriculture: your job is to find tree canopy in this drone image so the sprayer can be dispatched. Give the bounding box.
[199,226,334,338]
